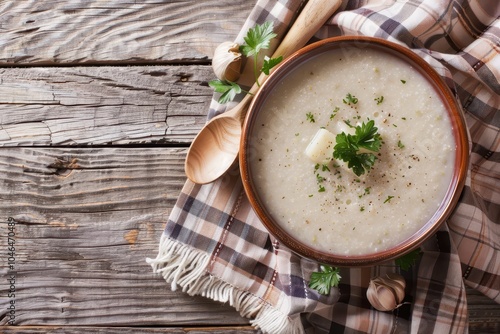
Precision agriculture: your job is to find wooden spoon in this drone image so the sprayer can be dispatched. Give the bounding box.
[185,0,342,184]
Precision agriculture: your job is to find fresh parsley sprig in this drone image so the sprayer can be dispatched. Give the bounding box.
[243,22,283,83]
[309,265,341,295]
[209,21,283,104]
[333,120,382,176]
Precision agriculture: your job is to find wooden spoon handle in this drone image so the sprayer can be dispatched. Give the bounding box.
[273,0,342,59]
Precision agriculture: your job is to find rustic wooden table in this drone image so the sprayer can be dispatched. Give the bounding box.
[0,1,498,333]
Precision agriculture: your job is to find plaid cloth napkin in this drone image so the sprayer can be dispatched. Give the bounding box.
[148,1,500,333]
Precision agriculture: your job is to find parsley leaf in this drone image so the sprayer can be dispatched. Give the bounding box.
[240,21,277,57]
[306,112,315,123]
[262,55,283,75]
[384,195,394,203]
[330,107,339,120]
[208,79,242,104]
[309,265,341,295]
[344,119,353,128]
[374,96,384,105]
[316,173,325,183]
[343,93,358,105]
[333,120,382,176]
[355,120,382,151]
[396,248,422,271]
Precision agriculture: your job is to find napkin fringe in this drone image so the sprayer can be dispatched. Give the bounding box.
[252,304,304,334]
[146,234,210,292]
[147,235,304,334]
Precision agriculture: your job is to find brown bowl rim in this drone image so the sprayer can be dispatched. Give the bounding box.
[240,36,469,267]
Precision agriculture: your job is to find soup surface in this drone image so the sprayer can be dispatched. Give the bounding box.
[248,46,455,256]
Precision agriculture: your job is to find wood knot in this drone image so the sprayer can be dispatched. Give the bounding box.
[176,73,192,82]
[124,229,139,245]
[47,157,79,176]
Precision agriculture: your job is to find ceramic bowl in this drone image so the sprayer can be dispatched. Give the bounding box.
[239,36,469,266]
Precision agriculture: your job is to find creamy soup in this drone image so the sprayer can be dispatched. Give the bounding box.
[248,46,455,256]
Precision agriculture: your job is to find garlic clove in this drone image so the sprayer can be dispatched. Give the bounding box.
[384,273,406,304]
[366,274,406,312]
[385,272,406,286]
[212,41,242,82]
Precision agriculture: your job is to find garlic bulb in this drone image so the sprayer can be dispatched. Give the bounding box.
[212,41,242,82]
[366,273,406,312]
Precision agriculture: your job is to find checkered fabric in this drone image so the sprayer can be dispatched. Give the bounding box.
[148,1,499,333]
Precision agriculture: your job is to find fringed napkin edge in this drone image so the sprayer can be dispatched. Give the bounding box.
[146,235,305,334]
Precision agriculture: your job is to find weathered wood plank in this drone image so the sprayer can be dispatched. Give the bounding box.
[0,147,249,327]
[0,65,212,146]
[0,0,253,65]
[3,327,259,334]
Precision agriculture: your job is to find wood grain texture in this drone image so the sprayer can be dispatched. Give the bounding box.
[0,0,254,65]
[466,288,500,333]
[2,327,259,334]
[0,147,248,326]
[0,66,211,146]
